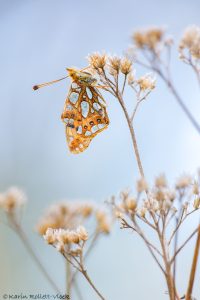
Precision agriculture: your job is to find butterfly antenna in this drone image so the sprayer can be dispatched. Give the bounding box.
[33,75,69,90]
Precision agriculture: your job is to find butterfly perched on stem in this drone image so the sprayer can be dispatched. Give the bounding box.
[33,68,109,154]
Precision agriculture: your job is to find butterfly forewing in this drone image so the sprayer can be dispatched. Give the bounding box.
[61,81,109,154]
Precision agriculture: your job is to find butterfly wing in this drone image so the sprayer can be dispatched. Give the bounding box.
[61,82,109,154]
[65,126,92,154]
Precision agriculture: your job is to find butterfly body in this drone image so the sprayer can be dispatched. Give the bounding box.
[61,68,109,154]
[66,68,97,86]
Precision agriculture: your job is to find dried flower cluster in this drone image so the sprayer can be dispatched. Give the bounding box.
[179,25,200,60]
[38,200,111,299]
[44,226,88,255]
[130,25,200,135]
[178,25,200,86]
[88,52,156,92]
[136,73,156,91]
[37,201,111,236]
[37,201,93,235]
[43,223,105,299]
[132,27,165,51]
[88,52,133,76]
[0,187,26,214]
[115,173,200,223]
[112,172,200,300]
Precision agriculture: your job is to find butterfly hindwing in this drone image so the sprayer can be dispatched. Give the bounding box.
[61,81,109,154]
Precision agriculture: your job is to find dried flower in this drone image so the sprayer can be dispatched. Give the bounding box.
[175,175,192,189]
[166,190,176,202]
[56,242,65,253]
[137,73,156,90]
[67,231,80,244]
[139,207,147,218]
[114,209,124,219]
[44,228,56,245]
[132,28,164,50]
[88,52,107,69]
[37,201,93,235]
[179,25,200,60]
[43,226,88,252]
[108,56,121,74]
[193,198,200,209]
[55,228,70,244]
[144,198,159,212]
[193,182,199,195]
[124,197,137,212]
[77,225,88,241]
[154,190,166,202]
[96,210,111,234]
[136,178,148,193]
[81,204,94,217]
[120,57,132,74]
[179,25,200,49]
[0,187,26,213]
[127,71,136,85]
[155,174,167,188]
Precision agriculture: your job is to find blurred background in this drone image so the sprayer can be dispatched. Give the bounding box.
[0,0,200,299]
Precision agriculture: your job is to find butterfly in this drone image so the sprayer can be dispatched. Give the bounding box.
[33,68,109,154]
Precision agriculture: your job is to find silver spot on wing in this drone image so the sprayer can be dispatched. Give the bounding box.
[71,82,79,89]
[91,125,99,133]
[69,92,79,104]
[98,124,106,130]
[77,126,82,134]
[63,118,69,124]
[93,102,101,111]
[69,119,74,125]
[86,87,93,99]
[85,130,92,136]
[66,104,73,111]
[81,101,89,118]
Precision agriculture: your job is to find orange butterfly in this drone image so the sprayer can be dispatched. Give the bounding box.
[33,68,109,154]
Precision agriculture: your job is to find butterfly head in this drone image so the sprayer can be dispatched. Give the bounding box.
[66,67,97,86]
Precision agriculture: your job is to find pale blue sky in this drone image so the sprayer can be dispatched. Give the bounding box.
[0,1,200,299]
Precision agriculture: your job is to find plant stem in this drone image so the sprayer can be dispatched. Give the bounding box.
[185,225,200,300]
[170,227,199,263]
[9,216,60,293]
[66,260,71,297]
[81,269,105,300]
[118,93,145,179]
[158,230,175,300]
[70,231,100,286]
[156,69,200,134]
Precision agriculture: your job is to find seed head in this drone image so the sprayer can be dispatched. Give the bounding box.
[137,73,156,90]
[155,174,167,188]
[0,187,26,213]
[136,178,148,193]
[133,28,164,50]
[44,228,56,245]
[76,225,88,241]
[120,57,132,75]
[88,52,107,69]
[108,56,121,74]
[124,198,137,212]
[194,198,200,209]
[179,25,200,59]
[175,175,192,189]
